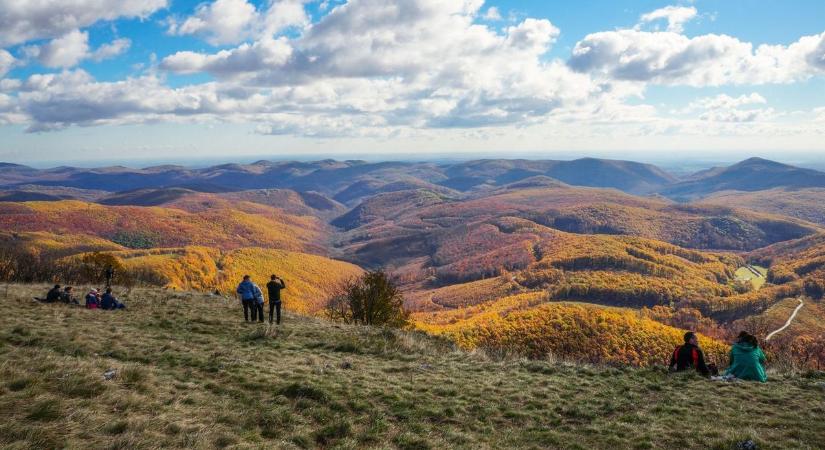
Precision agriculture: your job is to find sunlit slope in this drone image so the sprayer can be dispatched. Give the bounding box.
[414,292,728,366]
[116,247,363,314]
[0,200,329,254]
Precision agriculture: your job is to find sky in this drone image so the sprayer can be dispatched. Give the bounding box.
[1,0,825,165]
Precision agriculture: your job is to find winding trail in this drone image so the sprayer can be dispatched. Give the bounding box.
[765,298,804,342]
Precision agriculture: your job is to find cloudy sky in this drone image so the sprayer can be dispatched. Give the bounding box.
[1,0,825,164]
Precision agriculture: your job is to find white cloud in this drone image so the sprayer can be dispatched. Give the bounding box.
[262,0,310,36]
[0,50,15,77]
[91,38,132,61]
[638,5,697,33]
[157,0,580,133]
[160,37,293,75]
[36,30,90,68]
[483,7,501,21]
[678,93,774,123]
[688,93,767,110]
[0,0,166,47]
[28,30,131,68]
[169,0,259,45]
[168,0,308,45]
[5,0,825,144]
[569,29,825,86]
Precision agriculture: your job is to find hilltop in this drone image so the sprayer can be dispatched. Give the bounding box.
[1,285,824,449]
[662,158,825,200]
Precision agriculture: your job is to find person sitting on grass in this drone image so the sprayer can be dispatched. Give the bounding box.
[61,286,79,305]
[101,288,126,310]
[669,331,711,377]
[39,284,62,303]
[725,332,767,382]
[85,288,100,309]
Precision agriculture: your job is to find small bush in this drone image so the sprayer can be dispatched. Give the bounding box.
[325,270,409,327]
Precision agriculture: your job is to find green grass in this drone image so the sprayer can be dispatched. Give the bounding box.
[1,284,824,449]
[735,265,768,290]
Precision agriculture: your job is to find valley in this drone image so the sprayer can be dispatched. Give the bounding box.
[1,156,824,369]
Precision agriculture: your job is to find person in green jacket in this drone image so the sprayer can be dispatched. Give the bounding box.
[725,332,767,382]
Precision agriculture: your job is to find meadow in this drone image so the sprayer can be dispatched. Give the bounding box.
[2,285,825,449]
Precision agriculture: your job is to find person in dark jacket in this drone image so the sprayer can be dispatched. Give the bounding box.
[101,288,125,310]
[104,266,115,288]
[236,275,257,322]
[266,275,286,324]
[669,331,711,377]
[44,284,62,303]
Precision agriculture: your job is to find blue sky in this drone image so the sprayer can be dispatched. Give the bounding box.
[1,0,824,165]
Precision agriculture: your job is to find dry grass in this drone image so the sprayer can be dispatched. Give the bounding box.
[1,284,824,449]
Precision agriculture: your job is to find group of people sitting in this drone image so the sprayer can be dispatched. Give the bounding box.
[236,274,286,324]
[38,284,126,310]
[670,331,767,382]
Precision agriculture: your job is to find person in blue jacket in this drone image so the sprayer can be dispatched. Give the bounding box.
[236,275,258,322]
[101,288,126,310]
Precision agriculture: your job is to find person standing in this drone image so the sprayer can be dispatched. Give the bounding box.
[266,275,286,324]
[252,283,265,323]
[236,275,256,322]
[104,266,115,288]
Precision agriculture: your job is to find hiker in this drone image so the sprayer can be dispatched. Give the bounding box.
[85,288,100,309]
[61,286,79,305]
[236,275,257,322]
[43,284,62,303]
[104,265,115,288]
[101,288,126,310]
[267,274,286,324]
[725,332,767,382]
[669,331,711,377]
[253,283,265,323]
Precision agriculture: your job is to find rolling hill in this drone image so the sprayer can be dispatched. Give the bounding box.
[662,157,825,200]
[703,187,825,226]
[0,200,330,254]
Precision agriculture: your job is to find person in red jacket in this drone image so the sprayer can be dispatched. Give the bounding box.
[669,331,711,377]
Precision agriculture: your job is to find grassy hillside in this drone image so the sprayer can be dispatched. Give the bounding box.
[2,285,824,449]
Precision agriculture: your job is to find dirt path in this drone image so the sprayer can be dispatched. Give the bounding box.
[766,298,804,341]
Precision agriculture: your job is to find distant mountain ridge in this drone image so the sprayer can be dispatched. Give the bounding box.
[2,157,824,204]
[0,157,677,200]
[662,157,825,200]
